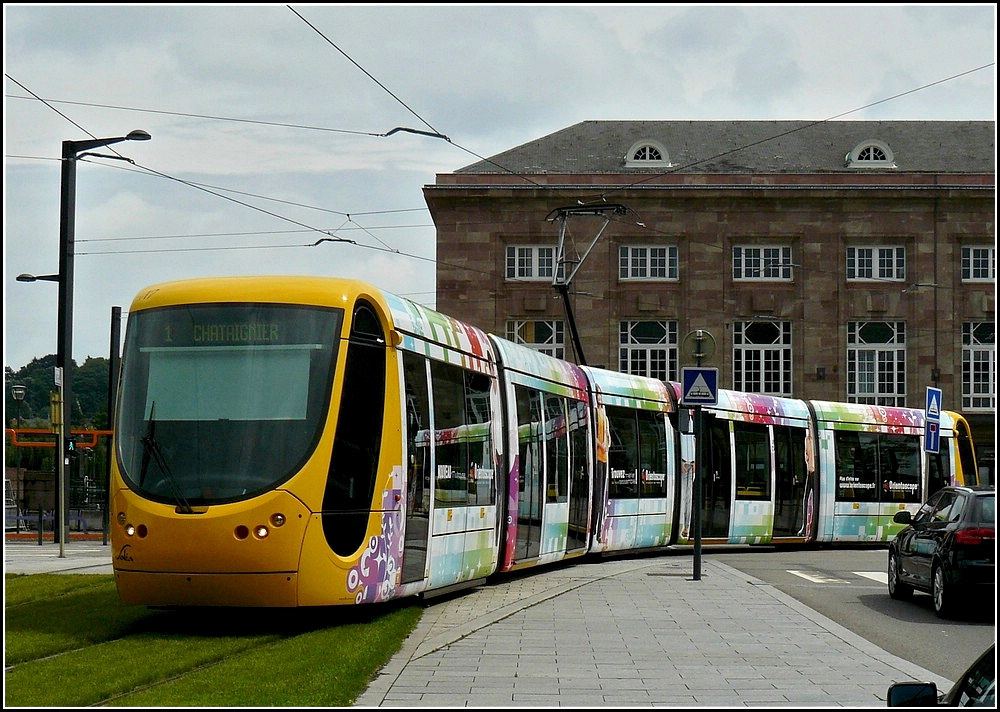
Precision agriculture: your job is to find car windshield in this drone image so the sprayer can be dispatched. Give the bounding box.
[115,302,342,506]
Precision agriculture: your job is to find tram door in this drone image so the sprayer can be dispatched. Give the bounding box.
[514,386,544,561]
[400,353,431,583]
[772,426,807,537]
[701,413,732,537]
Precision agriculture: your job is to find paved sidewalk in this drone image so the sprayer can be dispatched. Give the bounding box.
[4,537,114,575]
[355,556,953,708]
[5,540,953,707]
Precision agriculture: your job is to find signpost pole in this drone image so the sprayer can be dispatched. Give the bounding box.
[693,403,703,580]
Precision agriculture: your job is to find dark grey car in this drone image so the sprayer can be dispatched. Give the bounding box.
[887,485,995,618]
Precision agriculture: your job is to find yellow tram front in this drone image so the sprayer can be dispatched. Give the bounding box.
[110,276,405,607]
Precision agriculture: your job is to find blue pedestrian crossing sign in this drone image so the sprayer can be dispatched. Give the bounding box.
[681,367,718,406]
[925,386,942,454]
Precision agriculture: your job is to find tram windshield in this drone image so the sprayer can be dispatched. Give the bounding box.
[116,303,342,506]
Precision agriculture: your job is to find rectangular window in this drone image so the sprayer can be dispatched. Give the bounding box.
[619,320,678,381]
[847,321,906,406]
[619,245,678,280]
[962,246,996,282]
[963,322,996,410]
[834,431,921,504]
[430,361,495,507]
[543,393,569,504]
[606,406,638,499]
[733,246,792,281]
[735,422,770,500]
[846,246,906,281]
[505,245,557,280]
[506,320,565,359]
[637,410,668,499]
[733,321,792,396]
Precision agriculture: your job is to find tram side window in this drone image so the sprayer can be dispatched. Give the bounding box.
[834,432,879,502]
[515,385,543,495]
[879,434,921,504]
[544,394,569,503]
[606,406,639,498]
[774,426,806,489]
[465,370,495,507]
[431,360,470,506]
[568,399,590,491]
[402,353,432,515]
[637,410,668,498]
[735,422,770,500]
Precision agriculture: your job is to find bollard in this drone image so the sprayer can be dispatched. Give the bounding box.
[37,508,43,546]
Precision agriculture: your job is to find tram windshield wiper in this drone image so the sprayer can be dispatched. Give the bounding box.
[138,402,193,514]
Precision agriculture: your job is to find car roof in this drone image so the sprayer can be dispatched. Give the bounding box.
[943,485,994,495]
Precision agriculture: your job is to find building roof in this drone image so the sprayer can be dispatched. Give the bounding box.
[456,120,996,175]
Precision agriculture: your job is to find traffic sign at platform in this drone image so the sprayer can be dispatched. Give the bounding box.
[681,367,718,405]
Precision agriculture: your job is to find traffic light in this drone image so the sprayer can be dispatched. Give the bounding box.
[65,434,78,459]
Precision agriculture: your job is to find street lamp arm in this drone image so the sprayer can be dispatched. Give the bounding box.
[17,273,60,283]
[67,130,151,155]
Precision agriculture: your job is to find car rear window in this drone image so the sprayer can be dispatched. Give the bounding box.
[972,494,994,525]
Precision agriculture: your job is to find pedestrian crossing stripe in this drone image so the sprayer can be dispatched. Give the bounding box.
[786,570,888,585]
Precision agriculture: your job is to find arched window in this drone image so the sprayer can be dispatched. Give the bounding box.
[845,140,895,168]
[624,140,671,168]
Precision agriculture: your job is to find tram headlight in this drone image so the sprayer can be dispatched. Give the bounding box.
[254,525,269,539]
[117,512,127,525]
[270,513,286,527]
[125,524,135,537]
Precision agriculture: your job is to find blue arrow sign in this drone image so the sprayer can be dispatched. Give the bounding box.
[925,420,940,454]
[681,367,718,405]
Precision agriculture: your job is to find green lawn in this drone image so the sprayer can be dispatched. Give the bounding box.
[4,573,422,707]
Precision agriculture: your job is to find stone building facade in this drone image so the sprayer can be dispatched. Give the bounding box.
[423,121,995,481]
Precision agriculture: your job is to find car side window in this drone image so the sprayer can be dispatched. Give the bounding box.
[913,492,943,524]
[932,492,958,523]
[947,494,967,522]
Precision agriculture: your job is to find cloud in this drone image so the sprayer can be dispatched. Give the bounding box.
[4,4,995,371]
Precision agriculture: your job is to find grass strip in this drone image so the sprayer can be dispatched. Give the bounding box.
[5,571,423,708]
[4,576,162,664]
[108,604,422,706]
[5,633,277,707]
[4,572,115,606]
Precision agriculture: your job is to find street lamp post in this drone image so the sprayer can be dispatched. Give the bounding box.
[17,130,150,548]
[11,384,26,533]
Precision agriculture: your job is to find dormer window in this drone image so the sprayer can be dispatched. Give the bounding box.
[625,140,671,168]
[634,145,661,161]
[845,140,895,168]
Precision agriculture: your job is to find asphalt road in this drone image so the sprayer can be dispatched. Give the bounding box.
[708,546,995,683]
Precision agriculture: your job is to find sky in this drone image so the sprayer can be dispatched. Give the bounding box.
[3,4,996,374]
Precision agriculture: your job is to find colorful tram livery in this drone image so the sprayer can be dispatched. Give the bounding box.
[110,277,979,608]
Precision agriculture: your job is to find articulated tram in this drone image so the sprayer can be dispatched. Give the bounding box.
[110,277,979,607]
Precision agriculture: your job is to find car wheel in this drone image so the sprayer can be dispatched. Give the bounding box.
[888,551,913,600]
[932,564,954,618]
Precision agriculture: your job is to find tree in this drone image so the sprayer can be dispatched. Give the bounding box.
[4,356,110,430]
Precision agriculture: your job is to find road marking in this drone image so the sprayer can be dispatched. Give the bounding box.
[786,570,888,585]
[787,569,847,584]
[854,571,887,584]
